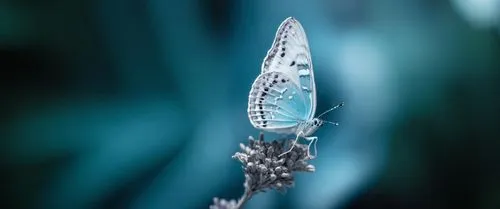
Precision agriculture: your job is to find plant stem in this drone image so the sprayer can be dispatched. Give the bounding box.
[234,188,252,209]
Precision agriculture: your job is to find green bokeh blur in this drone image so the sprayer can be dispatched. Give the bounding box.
[1,0,499,209]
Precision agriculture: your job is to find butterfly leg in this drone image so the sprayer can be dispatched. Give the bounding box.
[304,136,318,159]
[278,131,303,158]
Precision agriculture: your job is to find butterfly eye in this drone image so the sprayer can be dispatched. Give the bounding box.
[313,120,317,125]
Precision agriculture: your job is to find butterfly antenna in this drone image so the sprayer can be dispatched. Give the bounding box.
[317,102,345,119]
[323,120,340,126]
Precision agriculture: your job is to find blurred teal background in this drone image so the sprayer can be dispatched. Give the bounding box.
[1,0,500,209]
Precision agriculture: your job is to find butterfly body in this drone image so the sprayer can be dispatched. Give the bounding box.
[247,17,324,157]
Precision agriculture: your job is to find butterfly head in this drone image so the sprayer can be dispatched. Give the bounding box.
[299,117,340,137]
[300,118,323,137]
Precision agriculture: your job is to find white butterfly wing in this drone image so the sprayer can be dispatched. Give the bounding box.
[260,17,317,120]
[248,71,309,134]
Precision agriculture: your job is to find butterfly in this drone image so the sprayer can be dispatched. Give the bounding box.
[247,17,343,159]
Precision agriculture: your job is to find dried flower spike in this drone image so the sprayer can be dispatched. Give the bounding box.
[210,133,315,209]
